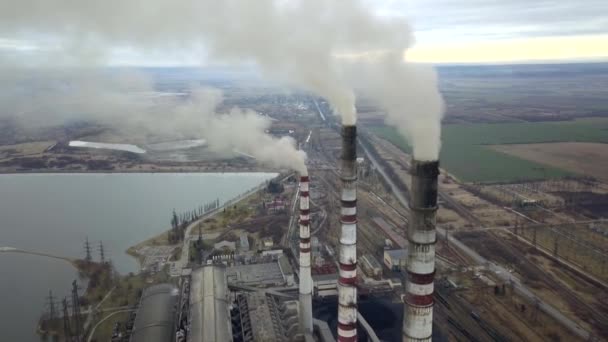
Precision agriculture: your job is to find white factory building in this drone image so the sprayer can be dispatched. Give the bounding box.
[383,248,407,271]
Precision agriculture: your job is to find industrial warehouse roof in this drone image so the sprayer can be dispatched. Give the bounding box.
[361,254,383,269]
[130,283,178,342]
[384,249,408,260]
[278,255,294,276]
[189,265,232,342]
[244,292,285,341]
[226,262,285,286]
[372,217,408,248]
[214,240,236,250]
[312,273,338,283]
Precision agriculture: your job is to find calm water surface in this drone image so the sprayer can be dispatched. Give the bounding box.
[0,172,276,341]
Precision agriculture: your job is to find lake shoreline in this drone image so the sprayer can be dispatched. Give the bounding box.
[124,171,286,270]
[0,171,280,341]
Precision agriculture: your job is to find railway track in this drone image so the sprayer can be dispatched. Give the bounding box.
[435,290,510,342]
[356,133,597,339]
[443,188,608,334]
[497,232,608,333]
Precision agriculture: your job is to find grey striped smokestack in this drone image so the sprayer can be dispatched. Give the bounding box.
[337,125,358,342]
[299,175,313,336]
[403,160,439,342]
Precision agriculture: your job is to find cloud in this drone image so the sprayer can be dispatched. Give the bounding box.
[377,0,608,42]
[0,0,417,124]
[0,66,308,172]
[408,34,608,64]
[0,0,606,64]
[368,0,608,63]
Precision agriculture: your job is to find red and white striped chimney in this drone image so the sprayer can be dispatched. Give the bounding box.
[403,160,439,342]
[299,174,313,336]
[338,125,358,342]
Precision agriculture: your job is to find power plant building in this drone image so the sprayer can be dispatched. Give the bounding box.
[360,254,383,279]
[313,273,339,297]
[383,249,407,272]
[278,255,295,286]
[123,131,443,342]
[214,240,236,251]
[226,261,290,287]
[232,292,302,341]
[130,284,179,342]
[189,266,233,342]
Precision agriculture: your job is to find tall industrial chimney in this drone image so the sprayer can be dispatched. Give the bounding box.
[299,175,314,336]
[403,160,439,342]
[338,125,358,342]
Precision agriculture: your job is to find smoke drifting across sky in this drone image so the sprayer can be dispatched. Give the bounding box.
[0,0,411,125]
[345,53,444,161]
[0,0,445,161]
[0,67,307,173]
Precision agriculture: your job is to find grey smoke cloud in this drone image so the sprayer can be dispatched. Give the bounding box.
[0,68,151,128]
[0,0,412,125]
[341,51,444,161]
[0,67,307,173]
[0,0,444,163]
[176,89,308,174]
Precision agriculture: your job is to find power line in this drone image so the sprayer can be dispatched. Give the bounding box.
[71,280,82,342]
[98,240,105,264]
[62,297,72,341]
[84,237,92,263]
[47,290,57,321]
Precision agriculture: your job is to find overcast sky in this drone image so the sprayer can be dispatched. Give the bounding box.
[378,0,607,40]
[0,0,607,65]
[381,0,608,63]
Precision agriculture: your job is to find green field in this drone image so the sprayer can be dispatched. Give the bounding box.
[370,118,608,183]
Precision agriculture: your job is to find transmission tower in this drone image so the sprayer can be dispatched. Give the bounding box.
[47,290,56,321]
[98,241,105,264]
[71,280,82,341]
[84,237,92,263]
[62,298,71,341]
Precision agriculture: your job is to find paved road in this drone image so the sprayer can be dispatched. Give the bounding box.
[172,201,236,275]
[283,181,301,247]
[358,139,410,208]
[172,173,293,276]
[313,99,326,122]
[86,309,136,342]
[358,139,592,340]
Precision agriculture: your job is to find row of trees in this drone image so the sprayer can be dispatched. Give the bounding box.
[168,198,221,244]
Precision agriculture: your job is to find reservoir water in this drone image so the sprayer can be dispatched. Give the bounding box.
[0,172,276,341]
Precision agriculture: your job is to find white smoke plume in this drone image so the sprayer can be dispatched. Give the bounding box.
[0,0,410,125]
[347,52,444,161]
[0,0,444,161]
[0,68,152,129]
[184,90,308,174]
[0,67,307,173]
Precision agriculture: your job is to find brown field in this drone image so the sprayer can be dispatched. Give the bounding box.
[0,140,55,160]
[491,142,608,182]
